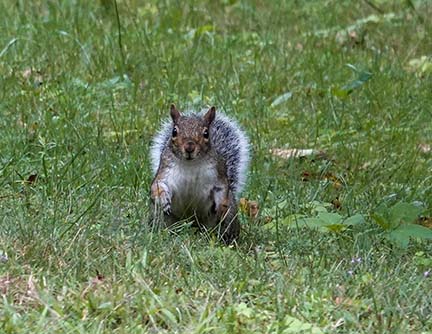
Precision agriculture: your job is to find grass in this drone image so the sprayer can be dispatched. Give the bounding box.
[0,0,431,332]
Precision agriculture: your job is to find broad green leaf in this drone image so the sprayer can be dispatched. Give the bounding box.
[282,315,323,334]
[395,224,432,239]
[330,87,349,99]
[326,224,346,232]
[332,70,372,99]
[264,214,305,231]
[271,92,293,107]
[342,71,372,92]
[160,308,178,325]
[234,302,254,318]
[386,231,410,248]
[316,212,343,225]
[312,204,330,214]
[295,217,325,229]
[387,223,432,248]
[371,212,390,229]
[280,214,306,226]
[389,202,423,226]
[307,201,332,213]
[343,214,365,226]
[294,213,343,233]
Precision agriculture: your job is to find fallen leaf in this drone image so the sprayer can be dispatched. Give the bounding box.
[21,68,44,87]
[270,92,293,108]
[406,56,432,76]
[307,12,399,38]
[418,143,431,154]
[239,198,260,219]
[248,201,259,218]
[416,217,432,229]
[334,296,354,306]
[22,68,32,79]
[332,197,342,210]
[270,148,326,159]
[323,173,344,190]
[0,275,13,294]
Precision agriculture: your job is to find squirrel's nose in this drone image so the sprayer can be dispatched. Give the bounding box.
[185,141,196,154]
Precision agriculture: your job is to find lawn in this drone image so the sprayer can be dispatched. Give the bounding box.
[0,0,431,333]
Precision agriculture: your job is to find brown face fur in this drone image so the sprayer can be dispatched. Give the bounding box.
[170,104,216,161]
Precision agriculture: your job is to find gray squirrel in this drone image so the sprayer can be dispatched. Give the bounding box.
[150,104,250,244]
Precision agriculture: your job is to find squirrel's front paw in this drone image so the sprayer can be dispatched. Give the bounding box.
[158,197,172,215]
[151,181,172,215]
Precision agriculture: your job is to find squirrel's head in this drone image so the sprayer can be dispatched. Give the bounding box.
[169,104,216,161]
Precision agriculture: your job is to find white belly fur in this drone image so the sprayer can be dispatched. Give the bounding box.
[165,159,220,223]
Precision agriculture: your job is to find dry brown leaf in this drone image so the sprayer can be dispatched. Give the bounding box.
[248,201,259,218]
[0,275,13,294]
[416,216,432,229]
[324,173,344,190]
[26,274,39,300]
[26,174,38,185]
[239,198,260,219]
[332,197,342,210]
[21,68,44,87]
[0,274,41,307]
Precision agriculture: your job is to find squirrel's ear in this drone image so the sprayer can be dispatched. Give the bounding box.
[204,106,216,125]
[170,104,181,122]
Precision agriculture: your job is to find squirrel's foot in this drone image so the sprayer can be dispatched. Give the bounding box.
[217,203,240,245]
[211,190,240,245]
[219,217,240,245]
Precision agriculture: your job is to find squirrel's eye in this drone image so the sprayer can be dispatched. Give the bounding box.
[203,128,209,139]
[172,127,178,138]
